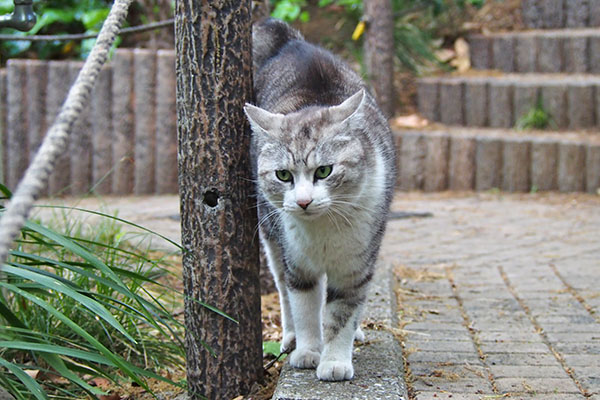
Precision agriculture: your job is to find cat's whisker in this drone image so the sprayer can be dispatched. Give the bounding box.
[329,205,354,229]
[257,208,280,230]
[248,199,283,211]
[253,207,282,241]
[333,193,379,201]
[329,194,364,202]
[235,174,259,184]
[331,198,376,212]
[326,209,343,234]
[330,196,378,214]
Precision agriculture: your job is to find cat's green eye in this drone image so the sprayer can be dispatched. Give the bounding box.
[315,165,333,180]
[276,169,293,182]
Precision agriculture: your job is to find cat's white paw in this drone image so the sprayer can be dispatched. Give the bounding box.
[281,332,296,353]
[316,360,354,381]
[289,348,321,369]
[354,327,365,342]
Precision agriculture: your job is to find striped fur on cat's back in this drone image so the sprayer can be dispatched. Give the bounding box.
[245,18,396,381]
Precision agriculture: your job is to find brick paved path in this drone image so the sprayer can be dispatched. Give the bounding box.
[383,192,600,400]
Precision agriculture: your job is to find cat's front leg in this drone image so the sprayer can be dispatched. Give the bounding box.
[286,273,325,369]
[261,236,296,352]
[317,285,367,381]
[279,287,297,353]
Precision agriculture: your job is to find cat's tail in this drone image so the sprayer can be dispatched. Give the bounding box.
[252,18,303,72]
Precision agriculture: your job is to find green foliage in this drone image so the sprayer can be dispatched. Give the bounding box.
[391,0,483,72]
[0,0,112,61]
[319,0,362,19]
[465,0,485,8]
[414,0,485,13]
[271,0,361,22]
[516,97,554,131]
[393,15,439,72]
[530,184,539,194]
[270,0,486,73]
[0,0,14,14]
[0,185,194,399]
[262,341,286,359]
[271,0,310,22]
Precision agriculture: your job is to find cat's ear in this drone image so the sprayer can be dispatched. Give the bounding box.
[328,89,365,124]
[244,104,284,134]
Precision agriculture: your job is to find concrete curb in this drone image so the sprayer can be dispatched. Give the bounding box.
[271,263,409,400]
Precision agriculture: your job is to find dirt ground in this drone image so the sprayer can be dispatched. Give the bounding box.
[101,290,284,400]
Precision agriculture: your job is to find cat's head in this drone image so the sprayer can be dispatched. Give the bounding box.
[245,90,369,220]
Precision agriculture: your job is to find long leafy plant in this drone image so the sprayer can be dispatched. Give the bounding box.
[0,184,195,399]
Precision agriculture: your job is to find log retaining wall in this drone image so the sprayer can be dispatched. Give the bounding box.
[395,128,600,194]
[0,49,177,196]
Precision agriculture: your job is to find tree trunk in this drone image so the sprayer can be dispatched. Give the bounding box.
[174,1,262,399]
[364,0,395,118]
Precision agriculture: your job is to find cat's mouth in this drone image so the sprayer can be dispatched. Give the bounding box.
[297,210,326,220]
[285,205,329,220]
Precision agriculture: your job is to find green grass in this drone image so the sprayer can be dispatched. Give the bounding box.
[0,187,191,399]
[515,97,554,131]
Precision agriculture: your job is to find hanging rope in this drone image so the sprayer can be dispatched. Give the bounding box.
[0,0,134,268]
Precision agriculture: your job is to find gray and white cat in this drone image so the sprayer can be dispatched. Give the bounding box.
[245,18,396,381]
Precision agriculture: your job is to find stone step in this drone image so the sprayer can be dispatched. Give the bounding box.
[522,0,600,29]
[417,74,600,130]
[469,29,600,73]
[393,127,600,193]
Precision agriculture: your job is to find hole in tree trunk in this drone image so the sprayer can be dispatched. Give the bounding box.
[203,190,219,207]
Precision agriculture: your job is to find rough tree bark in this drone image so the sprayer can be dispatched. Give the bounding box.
[364,0,395,118]
[174,1,262,399]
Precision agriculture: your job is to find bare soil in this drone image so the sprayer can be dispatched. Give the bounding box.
[102,290,284,400]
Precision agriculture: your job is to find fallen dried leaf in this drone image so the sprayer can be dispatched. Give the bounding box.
[89,377,112,389]
[450,38,471,72]
[46,373,69,385]
[393,114,429,129]
[24,370,40,379]
[99,393,121,400]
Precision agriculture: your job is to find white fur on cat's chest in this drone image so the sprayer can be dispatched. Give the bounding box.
[283,211,372,276]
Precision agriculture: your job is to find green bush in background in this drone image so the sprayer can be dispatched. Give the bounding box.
[272,0,485,72]
[1,0,485,73]
[0,0,111,61]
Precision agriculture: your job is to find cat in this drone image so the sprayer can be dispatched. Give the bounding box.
[244,18,396,381]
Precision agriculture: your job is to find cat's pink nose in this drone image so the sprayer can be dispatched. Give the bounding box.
[297,199,313,210]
